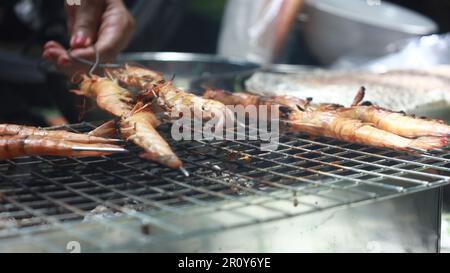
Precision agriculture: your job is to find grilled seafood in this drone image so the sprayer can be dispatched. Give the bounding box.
[0,135,124,160]
[106,66,232,126]
[203,89,259,107]
[337,87,450,138]
[71,74,134,117]
[106,64,164,90]
[204,89,311,120]
[72,73,181,168]
[119,102,182,169]
[89,113,181,169]
[283,106,447,152]
[140,81,232,129]
[204,89,448,152]
[88,120,119,139]
[0,124,118,144]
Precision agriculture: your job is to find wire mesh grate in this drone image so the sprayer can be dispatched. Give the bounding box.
[0,122,449,251]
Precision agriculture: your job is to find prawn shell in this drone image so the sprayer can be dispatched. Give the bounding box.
[75,75,135,118]
[120,106,182,169]
[0,124,118,144]
[0,135,122,160]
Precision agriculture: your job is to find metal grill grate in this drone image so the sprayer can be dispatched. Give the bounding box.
[0,122,449,251]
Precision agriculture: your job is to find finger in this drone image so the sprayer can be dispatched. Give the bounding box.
[42,41,71,64]
[70,0,104,48]
[42,50,55,63]
[43,41,92,76]
[44,40,62,50]
[66,47,106,75]
[45,41,92,65]
[43,49,79,76]
[43,41,67,56]
[69,47,96,61]
[95,26,124,61]
[95,8,135,61]
[43,47,71,66]
[43,41,70,62]
[93,0,135,59]
[46,42,94,69]
[64,2,76,35]
[57,53,71,67]
[42,48,59,63]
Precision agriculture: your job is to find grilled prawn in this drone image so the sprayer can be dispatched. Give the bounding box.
[284,106,447,152]
[106,66,232,127]
[88,120,119,139]
[337,88,450,138]
[203,89,259,107]
[204,89,448,152]
[73,73,181,168]
[72,74,134,117]
[106,64,164,90]
[119,102,182,169]
[0,124,117,144]
[0,135,124,160]
[140,82,233,128]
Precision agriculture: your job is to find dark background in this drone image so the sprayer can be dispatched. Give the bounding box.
[0,0,449,58]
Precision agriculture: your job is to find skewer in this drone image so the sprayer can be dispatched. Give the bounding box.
[430,148,447,153]
[179,167,190,177]
[71,146,128,153]
[408,147,429,154]
[67,47,121,69]
[108,138,125,143]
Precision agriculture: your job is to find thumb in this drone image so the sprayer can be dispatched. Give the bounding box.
[67,0,104,48]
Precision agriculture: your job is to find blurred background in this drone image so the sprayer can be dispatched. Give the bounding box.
[0,0,448,125]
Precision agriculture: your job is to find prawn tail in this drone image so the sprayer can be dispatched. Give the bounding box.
[88,120,119,139]
[70,71,90,84]
[139,152,182,170]
[104,67,117,81]
[70,89,88,96]
[409,136,449,152]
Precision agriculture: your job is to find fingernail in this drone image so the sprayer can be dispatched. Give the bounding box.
[75,35,87,47]
[59,58,69,66]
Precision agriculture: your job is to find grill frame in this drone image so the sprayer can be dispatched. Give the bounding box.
[0,121,449,252]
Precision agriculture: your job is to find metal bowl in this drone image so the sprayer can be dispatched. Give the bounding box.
[117,52,260,90]
[300,0,438,65]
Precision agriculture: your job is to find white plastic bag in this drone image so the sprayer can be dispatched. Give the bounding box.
[217,0,284,64]
[331,33,450,72]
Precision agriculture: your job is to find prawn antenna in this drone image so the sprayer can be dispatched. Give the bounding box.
[76,98,95,121]
[68,46,120,75]
[351,86,366,107]
[70,71,87,84]
[104,68,115,80]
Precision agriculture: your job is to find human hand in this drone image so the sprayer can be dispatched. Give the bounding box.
[43,0,135,76]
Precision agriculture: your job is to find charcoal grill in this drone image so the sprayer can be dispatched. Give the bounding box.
[0,121,449,252]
